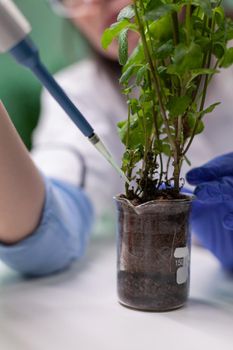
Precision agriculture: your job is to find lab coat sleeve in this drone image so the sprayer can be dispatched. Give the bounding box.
[0,175,94,276]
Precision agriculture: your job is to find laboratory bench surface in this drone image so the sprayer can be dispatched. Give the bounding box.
[0,234,232,350]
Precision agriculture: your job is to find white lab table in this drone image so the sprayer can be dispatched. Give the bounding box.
[0,232,232,350]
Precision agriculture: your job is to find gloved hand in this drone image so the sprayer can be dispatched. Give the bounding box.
[186,153,233,270]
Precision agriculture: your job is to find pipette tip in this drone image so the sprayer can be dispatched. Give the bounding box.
[89,134,131,185]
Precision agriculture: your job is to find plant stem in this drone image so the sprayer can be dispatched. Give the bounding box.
[166,156,171,183]
[141,103,149,171]
[185,2,191,45]
[134,0,176,155]
[173,163,181,193]
[171,10,180,45]
[125,98,131,196]
[147,72,164,188]
[183,15,216,157]
[171,7,182,98]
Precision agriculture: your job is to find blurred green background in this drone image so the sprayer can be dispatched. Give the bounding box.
[0,0,89,149]
[225,0,233,8]
[0,0,232,149]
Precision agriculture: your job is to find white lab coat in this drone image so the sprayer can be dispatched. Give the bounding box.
[31,59,233,226]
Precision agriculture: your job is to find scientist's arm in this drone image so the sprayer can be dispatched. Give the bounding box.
[186,153,233,270]
[0,102,94,276]
[0,63,122,276]
[0,101,45,243]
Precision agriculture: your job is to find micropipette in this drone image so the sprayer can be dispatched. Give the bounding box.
[0,0,130,185]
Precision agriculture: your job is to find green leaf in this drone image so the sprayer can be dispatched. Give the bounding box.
[199,0,212,17]
[167,95,192,118]
[139,91,154,103]
[196,120,204,134]
[124,43,145,70]
[167,42,203,75]
[226,18,233,40]
[145,1,179,21]
[117,5,135,21]
[195,37,212,53]
[117,116,143,149]
[213,6,225,25]
[203,102,221,115]
[190,0,212,17]
[121,147,144,174]
[161,144,172,157]
[190,68,219,76]
[154,139,172,157]
[155,39,174,59]
[213,42,225,59]
[149,15,173,42]
[186,69,219,88]
[118,29,128,65]
[136,64,149,85]
[120,65,138,85]
[184,155,191,167]
[187,114,204,135]
[101,19,130,50]
[117,111,153,149]
[221,47,233,68]
[129,98,140,114]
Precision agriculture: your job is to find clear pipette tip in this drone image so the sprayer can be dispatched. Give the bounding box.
[89,134,130,185]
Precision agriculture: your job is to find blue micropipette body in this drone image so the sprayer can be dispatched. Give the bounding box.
[10,37,94,138]
[9,37,130,184]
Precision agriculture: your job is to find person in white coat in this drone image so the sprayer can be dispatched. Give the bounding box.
[0,0,232,275]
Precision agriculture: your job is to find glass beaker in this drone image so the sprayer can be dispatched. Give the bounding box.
[115,195,192,311]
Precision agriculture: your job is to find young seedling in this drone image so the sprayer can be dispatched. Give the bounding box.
[102,0,233,203]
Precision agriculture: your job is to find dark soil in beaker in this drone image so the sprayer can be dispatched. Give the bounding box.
[115,196,192,311]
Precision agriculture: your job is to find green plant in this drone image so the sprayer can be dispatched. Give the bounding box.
[102,0,233,202]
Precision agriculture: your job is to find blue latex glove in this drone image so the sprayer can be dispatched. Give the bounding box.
[186,153,233,270]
